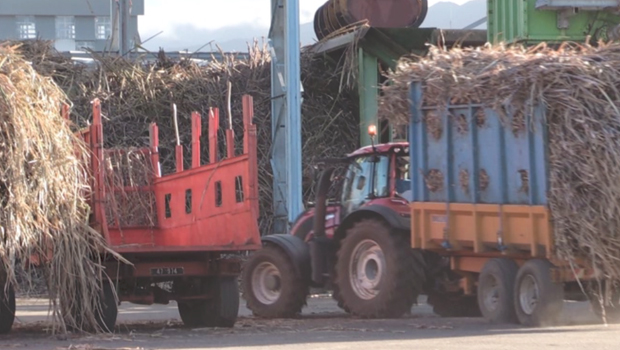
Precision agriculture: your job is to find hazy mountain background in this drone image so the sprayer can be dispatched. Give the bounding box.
[142,0,487,52]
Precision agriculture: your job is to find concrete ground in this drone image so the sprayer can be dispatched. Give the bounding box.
[0,295,618,350]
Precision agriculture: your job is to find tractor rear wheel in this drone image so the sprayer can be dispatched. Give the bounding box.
[335,219,424,318]
[178,277,239,328]
[478,258,519,324]
[0,283,15,334]
[242,245,309,318]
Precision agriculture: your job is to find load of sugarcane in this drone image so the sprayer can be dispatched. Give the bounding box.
[379,41,620,292]
[7,40,360,235]
[0,44,124,333]
[1,37,360,332]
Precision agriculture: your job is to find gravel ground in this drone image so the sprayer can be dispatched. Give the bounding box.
[0,295,618,350]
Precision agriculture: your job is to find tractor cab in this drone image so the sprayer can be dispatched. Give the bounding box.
[291,125,411,243]
[340,137,411,216]
[339,128,411,218]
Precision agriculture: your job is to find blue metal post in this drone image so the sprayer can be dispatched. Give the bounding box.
[284,0,303,226]
[268,0,303,234]
[269,0,288,234]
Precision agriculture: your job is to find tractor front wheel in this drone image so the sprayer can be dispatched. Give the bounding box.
[335,219,424,318]
[241,245,309,318]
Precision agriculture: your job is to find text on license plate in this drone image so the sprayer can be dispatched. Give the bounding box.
[150,267,185,276]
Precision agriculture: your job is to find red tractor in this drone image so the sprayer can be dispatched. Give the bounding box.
[242,126,444,318]
[243,126,480,319]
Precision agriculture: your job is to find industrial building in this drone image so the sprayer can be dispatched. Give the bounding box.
[0,0,144,52]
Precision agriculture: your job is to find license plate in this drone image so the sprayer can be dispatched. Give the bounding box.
[431,215,447,223]
[150,267,184,276]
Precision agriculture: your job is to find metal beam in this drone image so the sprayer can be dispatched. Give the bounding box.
[535,0,620,9]
[310,27,369,55]
[358,48,379,147]
[269,0,287,234]
[463,17,488,30]
[284,0,303,228]
[120,0,130,54]
[268,0,303,234]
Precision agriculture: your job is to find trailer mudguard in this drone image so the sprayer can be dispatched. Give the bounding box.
[335,204,410,240]
[261,234,311,280]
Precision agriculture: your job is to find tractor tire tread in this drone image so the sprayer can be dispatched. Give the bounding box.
[242,245,309,318]
[334,218,424,318]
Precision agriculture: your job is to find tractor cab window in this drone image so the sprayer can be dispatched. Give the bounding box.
[395,155,412,201]
[374,156,389,197]
[341,155,389,214]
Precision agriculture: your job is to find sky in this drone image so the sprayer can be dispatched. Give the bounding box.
[138,0,473,46]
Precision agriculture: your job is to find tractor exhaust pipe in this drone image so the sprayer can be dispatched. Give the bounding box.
[309,167,335,285]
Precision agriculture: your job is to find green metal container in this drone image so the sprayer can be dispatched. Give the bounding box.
[487,0,620,45]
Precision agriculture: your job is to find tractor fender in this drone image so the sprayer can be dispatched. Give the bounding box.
[290,209,315,240]
[335,204,410,241]
[261,234,311,280]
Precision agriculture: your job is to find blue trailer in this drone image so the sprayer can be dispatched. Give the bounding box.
[405,81,616,326]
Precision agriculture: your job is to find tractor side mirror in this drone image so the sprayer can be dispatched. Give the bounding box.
[356,175,366,190]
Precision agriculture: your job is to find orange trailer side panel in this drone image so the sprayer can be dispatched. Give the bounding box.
[411,202,553,259]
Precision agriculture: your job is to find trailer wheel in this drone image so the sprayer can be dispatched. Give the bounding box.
[335,219,423,318]
[0,283,16,334]
[178,277,239,328]
[66,281,118,332]
[95,282,118,332]
[241,245,308,318]
[478,258,519,324]
[62,280,118,332]
[514,259,564,327]
[206,277,239,327]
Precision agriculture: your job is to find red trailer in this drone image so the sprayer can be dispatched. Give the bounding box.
[73,95,261,331]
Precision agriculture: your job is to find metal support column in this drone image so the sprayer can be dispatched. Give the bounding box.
[269,0,303,234]
[358,47,379,147]
[120,0,131,54]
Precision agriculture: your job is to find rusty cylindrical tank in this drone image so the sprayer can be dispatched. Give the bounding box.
[314,0,428,40]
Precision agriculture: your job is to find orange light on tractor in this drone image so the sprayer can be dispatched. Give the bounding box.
[368,124,377,137]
